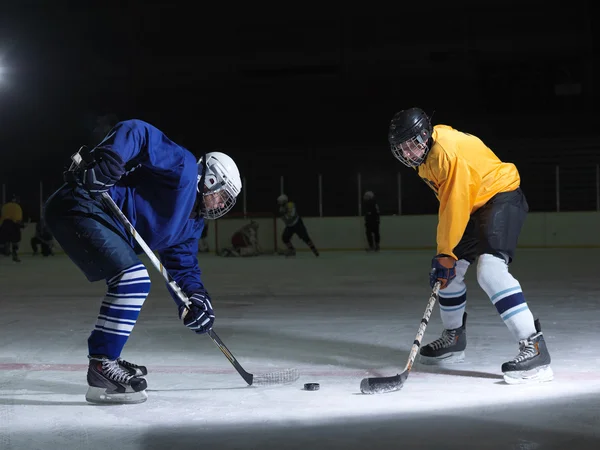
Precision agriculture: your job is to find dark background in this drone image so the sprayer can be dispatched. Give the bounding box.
[0,1,598,220]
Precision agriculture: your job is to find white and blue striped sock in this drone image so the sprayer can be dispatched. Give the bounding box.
[439,259,470,330]
[88,263,151,360]
[477,254,536,341]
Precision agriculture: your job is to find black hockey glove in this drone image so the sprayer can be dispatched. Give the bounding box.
[65,149,125,196]
[178,291,215,334]
[429,254,457,289]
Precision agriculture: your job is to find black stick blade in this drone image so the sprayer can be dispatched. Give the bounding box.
[360,370,408,394]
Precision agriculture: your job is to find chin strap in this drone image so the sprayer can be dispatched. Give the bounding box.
[193,152,208,219]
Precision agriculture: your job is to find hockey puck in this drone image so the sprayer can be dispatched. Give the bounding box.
[304,383,320,391]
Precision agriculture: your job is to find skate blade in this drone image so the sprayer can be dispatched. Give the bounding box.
[419,351,465,366]
[85,386,148,404]
[503,365,554,385]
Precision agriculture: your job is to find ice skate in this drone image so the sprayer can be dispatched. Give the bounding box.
[86,356,148,404]
[419,312,467,365]
[284,248,296,258]
[117,357,148,377]
[502,319,553,384]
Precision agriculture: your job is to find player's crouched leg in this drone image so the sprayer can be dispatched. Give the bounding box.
[44,187,151,402]
[86,264,151,404]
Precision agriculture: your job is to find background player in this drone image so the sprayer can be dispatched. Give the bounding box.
[220,220,262,257]
[44,119,242,403]
[0,194,24,262]
[363,190,380,252]
[31,216,55,257]
[276,194,319,257]
[388,107,553,384]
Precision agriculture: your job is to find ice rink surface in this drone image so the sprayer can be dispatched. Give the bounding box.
[1,248,600,450]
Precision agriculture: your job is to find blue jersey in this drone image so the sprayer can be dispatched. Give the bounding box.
[96,119,205,301]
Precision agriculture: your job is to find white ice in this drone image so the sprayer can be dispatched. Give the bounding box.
[1,248,600,450]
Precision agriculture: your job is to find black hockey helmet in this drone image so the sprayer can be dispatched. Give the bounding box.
[388,108,433,167]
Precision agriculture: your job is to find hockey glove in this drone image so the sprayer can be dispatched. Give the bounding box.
[430,254,457,289]
[65,149,125,196]
[179,291,215,334]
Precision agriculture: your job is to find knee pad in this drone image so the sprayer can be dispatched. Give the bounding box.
[439,259,470,298]
[105,264,151,307]
[476,253,520,299]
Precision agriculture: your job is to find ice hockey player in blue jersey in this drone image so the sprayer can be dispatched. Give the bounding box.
[44,119,242,404]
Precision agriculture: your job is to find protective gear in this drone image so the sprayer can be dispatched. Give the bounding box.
[477,253,536,342]
[420,312,467,365]
[86,355,148,404]
[388,108,433,168]
[66,148,126,196]
[88,263,150,360]
[363,191,374,201]
[430,254,457,289]
[501,319,553,384]
[197,152,242,220]
[179,291,215,334]
[277,194,288,205]
[117,358,148,377]
[438,259,470,330]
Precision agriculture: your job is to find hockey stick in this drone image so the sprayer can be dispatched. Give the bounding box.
[360,282,441,394]
[71,152,299,386]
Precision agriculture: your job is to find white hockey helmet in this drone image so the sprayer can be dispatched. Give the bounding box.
[363,191,375,200]
[197,151,242,220]
[277,194,288,205]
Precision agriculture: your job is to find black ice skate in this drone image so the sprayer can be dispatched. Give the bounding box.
[86,356,148,404]
[117,357,148,377]
[419,312,467,365]
[502,319,553,384]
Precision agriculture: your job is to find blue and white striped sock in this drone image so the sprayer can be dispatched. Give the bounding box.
[477,254,536,341]
[88,263,151,360]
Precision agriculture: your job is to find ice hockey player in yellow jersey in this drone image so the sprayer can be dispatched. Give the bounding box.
[0,195,24,262]
[388,107,552,384]
[276,195,319,257]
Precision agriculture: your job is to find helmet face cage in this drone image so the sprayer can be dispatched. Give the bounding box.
[390,129,431,168]
[200,157,240,220]
[202,187,236,220]
[389,109,432,168]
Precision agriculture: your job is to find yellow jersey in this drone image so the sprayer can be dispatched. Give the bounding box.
[0,202,23,225]
[417,125,520,259]
[278,201,300,227]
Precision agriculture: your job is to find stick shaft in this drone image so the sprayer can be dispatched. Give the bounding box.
[98,192,251,383]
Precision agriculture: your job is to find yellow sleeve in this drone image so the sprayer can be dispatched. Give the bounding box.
[1,203,23,223]
[435,155,480,259]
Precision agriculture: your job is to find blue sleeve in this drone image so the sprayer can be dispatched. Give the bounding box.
[94,120,147,163]
[95,120,187,175]
[158,238,205,307]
